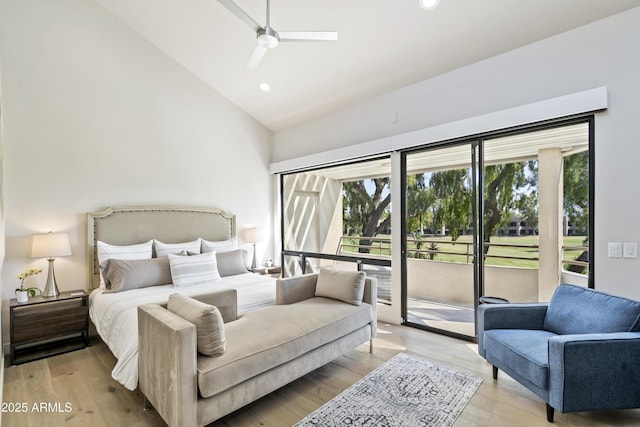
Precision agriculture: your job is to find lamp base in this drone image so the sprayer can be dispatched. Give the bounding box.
[42,258,60,298]
[251,243,258,269]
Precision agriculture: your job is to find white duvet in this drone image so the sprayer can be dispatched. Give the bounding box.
[89,273,276,390]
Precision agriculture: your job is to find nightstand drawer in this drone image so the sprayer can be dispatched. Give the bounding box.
[13,301,87,342]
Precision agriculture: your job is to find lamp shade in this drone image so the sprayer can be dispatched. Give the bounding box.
[30,232,72,258]
[244,227,264,244]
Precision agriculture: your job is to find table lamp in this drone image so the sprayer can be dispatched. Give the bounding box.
[244,227,263,269]
[30,232,72,297]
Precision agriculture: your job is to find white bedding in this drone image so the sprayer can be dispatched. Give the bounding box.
[89,272,276,390]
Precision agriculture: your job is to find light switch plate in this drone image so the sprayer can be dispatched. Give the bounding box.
[623,243,638,259]
[608,242,623,258]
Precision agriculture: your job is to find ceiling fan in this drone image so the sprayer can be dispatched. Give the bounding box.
[217,0,338,70]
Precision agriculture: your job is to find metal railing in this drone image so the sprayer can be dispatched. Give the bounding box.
[336,235,589,270]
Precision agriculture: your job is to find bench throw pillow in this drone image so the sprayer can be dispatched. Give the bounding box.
[315,268,366,306]
[167,293,226,356]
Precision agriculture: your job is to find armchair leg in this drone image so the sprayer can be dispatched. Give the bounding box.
[492,365,498,380]
[546,403,554,423]
[143,396,152,411]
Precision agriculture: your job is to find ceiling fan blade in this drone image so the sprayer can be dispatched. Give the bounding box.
[217,0,262,33]
[279,31,338,42]
[246,45,268,70]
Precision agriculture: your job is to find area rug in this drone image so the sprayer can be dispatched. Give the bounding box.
[294,353,482,427]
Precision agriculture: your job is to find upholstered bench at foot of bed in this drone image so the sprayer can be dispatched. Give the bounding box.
[198,297,373,398]
[138,274,378,427]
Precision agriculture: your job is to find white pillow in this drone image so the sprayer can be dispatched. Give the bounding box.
[315,268,366,306]
[168,252,221,287]
[155,238,201,258]
[201,237,237,254]
[97,240,153,266]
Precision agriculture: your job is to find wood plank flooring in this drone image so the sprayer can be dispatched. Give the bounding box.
[4,322,640,426]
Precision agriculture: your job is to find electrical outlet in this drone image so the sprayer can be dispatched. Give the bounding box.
[608,242,623,258]
[623,243,638,259]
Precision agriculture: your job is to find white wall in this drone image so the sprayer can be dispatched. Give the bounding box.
[273,7,640,300]
[0,0,273,308]
[0,70,5,422]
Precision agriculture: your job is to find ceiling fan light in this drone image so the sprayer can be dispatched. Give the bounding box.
[419,0,440,11]
[257,27,279,48]
[257,33,278,48]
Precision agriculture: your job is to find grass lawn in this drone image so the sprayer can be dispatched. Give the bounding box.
[342,235,588,270]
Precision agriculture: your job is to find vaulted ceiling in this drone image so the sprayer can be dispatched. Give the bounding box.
[96,0,640,131]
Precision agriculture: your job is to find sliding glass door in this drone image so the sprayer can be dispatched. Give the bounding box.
[402,142,481,339]
[400,119,592,340]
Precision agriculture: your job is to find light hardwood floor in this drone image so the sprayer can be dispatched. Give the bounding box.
[4,323,640,427]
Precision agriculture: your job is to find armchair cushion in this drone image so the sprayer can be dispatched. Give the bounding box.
[484,329,556,390]
[544,284,640,335]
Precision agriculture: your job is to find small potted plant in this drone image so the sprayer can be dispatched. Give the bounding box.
[15,267,43,303]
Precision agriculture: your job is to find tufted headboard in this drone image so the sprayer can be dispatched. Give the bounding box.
[87,206,236,289]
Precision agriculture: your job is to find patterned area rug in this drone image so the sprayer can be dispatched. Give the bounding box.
[294,353,482,427]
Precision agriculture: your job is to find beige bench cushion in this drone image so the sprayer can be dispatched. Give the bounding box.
[196,297,373,398]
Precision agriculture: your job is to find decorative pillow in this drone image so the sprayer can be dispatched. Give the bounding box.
[168,252,221,287]
[97,240,153,266]
[155,238,202,258]
[102,257,172,293]
[201,237,237,254]
[216,249,248,277]
[167,293,226,356]
[315,268,366,306]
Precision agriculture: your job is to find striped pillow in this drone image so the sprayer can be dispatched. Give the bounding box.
[97,240,153,266]
[168,252,221,287]
[155,238,201,258]
[167,293,226,356]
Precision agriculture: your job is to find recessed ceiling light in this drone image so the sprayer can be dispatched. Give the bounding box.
[419,0,440,11]
[259,82,271,92]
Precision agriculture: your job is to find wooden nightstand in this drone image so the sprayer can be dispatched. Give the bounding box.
[10,290,89,365]
[249,266,282,278]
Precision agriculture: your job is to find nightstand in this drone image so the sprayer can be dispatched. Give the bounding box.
[249,266,282,278]
[10,290,89,365]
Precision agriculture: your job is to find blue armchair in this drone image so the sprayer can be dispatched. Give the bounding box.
[477,284,640,422]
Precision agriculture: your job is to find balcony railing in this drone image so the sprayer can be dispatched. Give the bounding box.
[337,235,589,271]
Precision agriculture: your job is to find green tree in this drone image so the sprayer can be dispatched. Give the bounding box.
[423,162,532,251]
[430,169,471,241]
[563,151,589,232]
[483,162,528,252]
[342,178,391,253]
[407,174,435,235]
[514,161,539,231]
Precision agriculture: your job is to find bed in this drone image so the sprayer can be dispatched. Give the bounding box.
[87,206,276,390]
